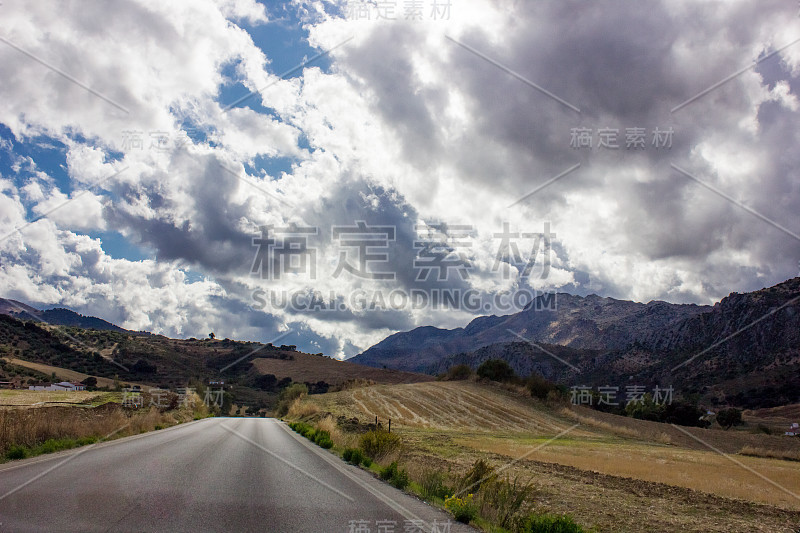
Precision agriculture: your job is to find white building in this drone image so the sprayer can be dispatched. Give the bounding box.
[29,381,86,392]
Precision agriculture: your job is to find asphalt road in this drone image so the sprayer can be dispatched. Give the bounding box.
[0,418,476,533]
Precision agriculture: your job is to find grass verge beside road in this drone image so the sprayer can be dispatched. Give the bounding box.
[0,393,211,463]
[286,406,590,533]
[284,381,800,533]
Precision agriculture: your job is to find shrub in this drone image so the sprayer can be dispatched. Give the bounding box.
[314,430,334,449]
[289,421,315,438]
[38,439,75,454]
[546,389,567,404]
[662,400,709,428]
[287,397,320,418]
[479,476,535,528]
[444,364,473,381]
[445,494,478,523]
[717,408,743,430]
[515,512,585,532]
[359,430,401,460]
[343,447,366,466]
[476,359,516,382]
[380,461,398,480]
[419,469,451,500]
[343,448,356,463]
[457,459,496,494]
[390,468,409,489]
[275,383,309,417]
[5,445,28,460]
[290,422,333,449]
[527,374,558,400]
[380,461,410,489]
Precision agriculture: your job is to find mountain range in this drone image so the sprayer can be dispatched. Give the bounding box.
[3,277,799,408]
[0,298,128,333]
[352,278,800,408]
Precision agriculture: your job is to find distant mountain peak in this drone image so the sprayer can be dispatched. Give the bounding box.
[350,277,800,408]
[0,298,126,332]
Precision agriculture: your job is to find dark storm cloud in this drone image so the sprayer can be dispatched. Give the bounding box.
[105,151,259,273]
[326,0,800,302]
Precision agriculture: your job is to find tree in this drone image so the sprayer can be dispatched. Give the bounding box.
[716,408,743,430]
[526,373,557,400]
[208,332,215,340]
[476,359,516,382]
[253,373,278,391]
[444,364,473,381]
[663,399,708,427]
[82,376,98,388]
[131,359,157,374]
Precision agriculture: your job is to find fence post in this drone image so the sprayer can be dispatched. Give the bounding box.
[388,418,391,433]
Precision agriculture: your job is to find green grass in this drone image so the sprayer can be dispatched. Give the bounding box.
[342,447,371,466]
[379,461,410,489]
[4,436,99,461]
[288,421,333,449]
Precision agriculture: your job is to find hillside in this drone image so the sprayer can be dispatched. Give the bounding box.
[0,312,431,412]
[352,277,800,408]
[296,380,800,531]
[0,298,127,332]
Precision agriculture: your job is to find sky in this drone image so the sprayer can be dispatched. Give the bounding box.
[0,0,799,358]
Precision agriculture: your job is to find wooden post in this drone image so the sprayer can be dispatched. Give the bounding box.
[388,419,391,433]
[375,415,378,426]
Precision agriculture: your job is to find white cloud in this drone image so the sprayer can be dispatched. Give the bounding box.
[1,0,799,357]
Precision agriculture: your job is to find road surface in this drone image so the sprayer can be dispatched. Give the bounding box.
[0,418,475,532]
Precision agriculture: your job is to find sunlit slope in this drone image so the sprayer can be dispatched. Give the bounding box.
[313,380,586,435]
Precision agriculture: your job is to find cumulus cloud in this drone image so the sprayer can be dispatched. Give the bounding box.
[1,0,798,357]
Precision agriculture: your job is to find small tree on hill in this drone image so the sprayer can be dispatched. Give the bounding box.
[444,364,473,381]
[476,359,516,382]
[716,408,743,430]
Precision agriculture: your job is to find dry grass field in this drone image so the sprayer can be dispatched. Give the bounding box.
[301,380,800,532]
[0,392,208,459]
[0,389,120,407]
